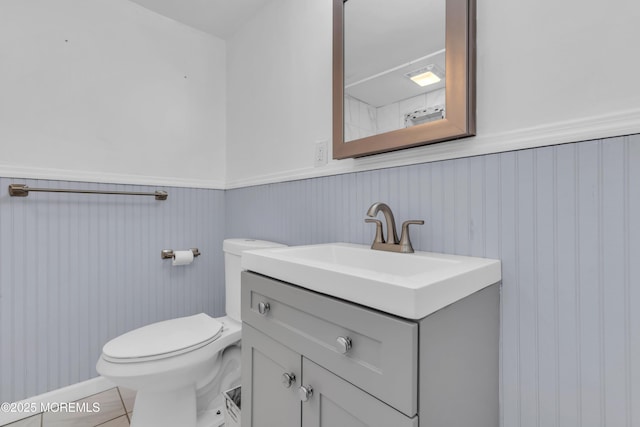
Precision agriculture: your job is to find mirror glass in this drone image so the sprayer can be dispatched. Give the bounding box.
[344,0,446,142]
[333,0,475,159]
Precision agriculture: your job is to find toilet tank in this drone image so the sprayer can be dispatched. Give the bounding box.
[223,239,286,321]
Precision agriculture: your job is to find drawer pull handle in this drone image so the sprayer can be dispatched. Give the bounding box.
[336,336,352,354]
[298,385,313,402]
[258,302,270,315]
[282,372,296,388]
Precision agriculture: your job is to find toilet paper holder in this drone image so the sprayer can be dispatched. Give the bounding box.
[161,248,201,260]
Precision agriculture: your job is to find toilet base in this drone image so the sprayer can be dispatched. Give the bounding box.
[196,393,226,427]
[96,317,242,427]
[130,386,226,427]
[130,385,197,427]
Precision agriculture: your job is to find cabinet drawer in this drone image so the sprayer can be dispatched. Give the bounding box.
[241,271,418,417]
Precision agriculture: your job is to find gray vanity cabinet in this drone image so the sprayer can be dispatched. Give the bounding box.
[301,358,418,427]
[241,271,499,427]
[242,323,416,427]
[242,323,301,427]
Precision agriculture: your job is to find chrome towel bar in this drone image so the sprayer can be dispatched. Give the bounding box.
[8,184,168,200]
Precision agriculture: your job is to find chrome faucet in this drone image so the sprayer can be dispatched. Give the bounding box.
[365,202,424,253]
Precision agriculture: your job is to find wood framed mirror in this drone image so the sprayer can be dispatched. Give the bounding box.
[333,0,476,159]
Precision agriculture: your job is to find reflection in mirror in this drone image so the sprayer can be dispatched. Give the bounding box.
[333,0,476,159]
[344,0,446,142]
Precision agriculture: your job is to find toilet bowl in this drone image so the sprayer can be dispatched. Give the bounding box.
[96,239,285,427]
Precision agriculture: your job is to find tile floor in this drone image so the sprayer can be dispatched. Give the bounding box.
[3,387,136,427]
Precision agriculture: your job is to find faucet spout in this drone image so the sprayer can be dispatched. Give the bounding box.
[366,202,399,244]
[365,202,424,253]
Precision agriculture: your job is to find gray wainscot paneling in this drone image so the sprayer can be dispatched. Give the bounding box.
[226,134,640,427]
[0,181,226,403]
[2,134,638,427]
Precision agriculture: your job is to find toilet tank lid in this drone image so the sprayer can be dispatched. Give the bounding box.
[223,239,286,256]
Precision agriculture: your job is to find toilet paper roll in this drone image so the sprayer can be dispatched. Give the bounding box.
[172,250,194,266]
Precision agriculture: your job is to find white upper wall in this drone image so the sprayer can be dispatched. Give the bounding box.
[0,0,227,188]
[226,0,640,187]
[3,0,639,189]
[226,0,331,184]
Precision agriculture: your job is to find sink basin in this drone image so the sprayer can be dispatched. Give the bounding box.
[241,243,501,319]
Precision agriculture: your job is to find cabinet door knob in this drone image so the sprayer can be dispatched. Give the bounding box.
[282,372,296,388]
[336,336,352,354]
[298,385,313,402]
[257,301,270,315]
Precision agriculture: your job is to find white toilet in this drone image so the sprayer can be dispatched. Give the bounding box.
[96,239,285,427]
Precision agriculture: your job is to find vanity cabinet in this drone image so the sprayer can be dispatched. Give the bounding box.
[241,324,300,427]
[243,324,416,427]
[241,271,499,427]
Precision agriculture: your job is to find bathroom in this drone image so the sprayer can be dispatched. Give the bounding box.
[1,0,639,426]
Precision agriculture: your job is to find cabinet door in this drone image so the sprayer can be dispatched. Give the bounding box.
[301,358,418,427]
[242,324,301,427]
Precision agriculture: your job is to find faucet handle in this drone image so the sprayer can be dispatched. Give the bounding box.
[399,220,424,253]
[365,218,385,244]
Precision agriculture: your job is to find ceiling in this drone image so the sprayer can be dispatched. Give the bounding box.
[128,0,273,39]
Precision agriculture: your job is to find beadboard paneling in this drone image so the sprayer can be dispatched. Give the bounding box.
[0,181,225,403]
[3,134,638,426]
[226,134,640,427]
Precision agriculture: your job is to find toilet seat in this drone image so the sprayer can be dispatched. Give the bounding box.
[102,314,224,363]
